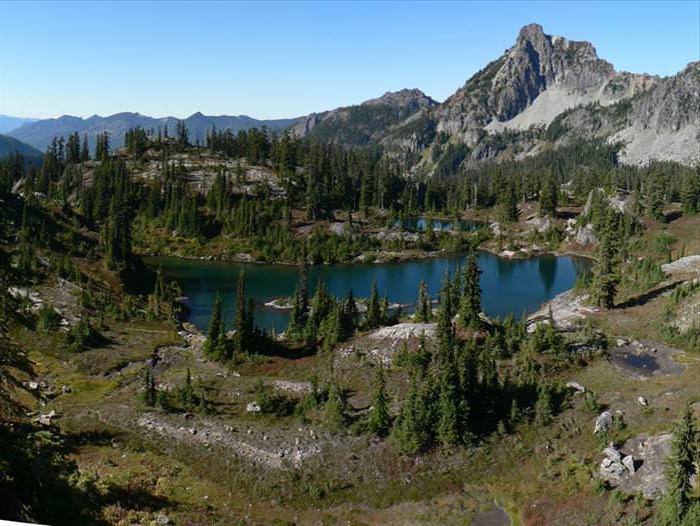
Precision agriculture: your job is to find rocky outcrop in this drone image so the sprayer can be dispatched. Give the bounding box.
[617,434,674,498]
[599,445,637,486]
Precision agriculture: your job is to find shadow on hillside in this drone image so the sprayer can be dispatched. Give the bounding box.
[615,280,681,309]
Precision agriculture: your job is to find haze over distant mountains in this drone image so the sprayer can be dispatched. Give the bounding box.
[6,112,300,153]
[6,24,699,167]
[0,115,38,134]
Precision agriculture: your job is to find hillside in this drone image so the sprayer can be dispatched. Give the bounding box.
[8,111,302,152]
[0,134,42,158]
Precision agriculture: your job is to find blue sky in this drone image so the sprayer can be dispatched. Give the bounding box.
[1,1,698,119]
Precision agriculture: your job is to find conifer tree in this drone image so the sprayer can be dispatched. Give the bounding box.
[534,385,554,426]
[324,384,347,432]
[368,365,391,436]
[232,271,251,357]
[287,263,309,339]
[178,368,194,408]
[539,171,558,217]
[366,280,381,329]
[665,402,698,521]
[204,291,225,359]
[391,370,432,454]
[590,209,621,308]
[416,280,431,323]
[80,133,90,162]
[436,363,460,446]
[459,250,482,328]
[500,179,518,224]
[339,289,358,339]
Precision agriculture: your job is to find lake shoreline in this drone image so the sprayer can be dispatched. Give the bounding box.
[138,241,595,268]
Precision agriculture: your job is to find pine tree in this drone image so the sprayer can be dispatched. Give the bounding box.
[436,274,454,358]
[534,385,554,426]
[324,384,347,432]
[539,171,558,217]
[339,289,358,339]
[204,291,225,359]
[665,402,698,521]
[436,363,460,446]
[80,133,90,162]
[178,368,194,408]
[368,365,391,436]
[391,370,432,454]
[232,271,250,357]
[416,280,431,322]
[459,250,482,328]
[590,209,621,308]
[500,179,518,224]
[366,280,381,329]
[287,263,309,339]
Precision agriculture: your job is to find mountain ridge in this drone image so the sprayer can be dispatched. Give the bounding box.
[8,24,698,166]
[293,23,699,167]
[9,112,302,152]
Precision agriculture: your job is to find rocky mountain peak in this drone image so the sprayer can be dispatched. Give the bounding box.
[362,88,437,110]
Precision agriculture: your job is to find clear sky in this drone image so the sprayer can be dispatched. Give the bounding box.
[1,1,698,120]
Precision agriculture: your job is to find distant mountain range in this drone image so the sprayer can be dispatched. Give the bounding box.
[7,112,301,152]
[6,24,699,167]
[0,115,38,134]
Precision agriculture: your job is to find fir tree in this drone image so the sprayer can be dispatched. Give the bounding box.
[416,280,431,323]
[534,385,554,426]
[366,280,381,329]
[499,179,518,224]
[459,250,482,328]
[539,170,558,217]
[339,289,358,340]
[436,363,460,446]
[391,370,432,454]
[324,384,348,432]
[368,365,391,436]
[665,402,698,521]
[232,271,251,357]
[204,291,225,359]
[80,133,90,162]
[590,209,621,308]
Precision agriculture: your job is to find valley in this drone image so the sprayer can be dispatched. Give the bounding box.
[0,17,699,526]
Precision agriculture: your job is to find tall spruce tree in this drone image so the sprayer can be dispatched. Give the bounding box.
[590,209,621,308]
[539,171,558,217]
[459,250,482,328]
[416,280,431,322]
[204,291,225,359]
[665,402,698,521]
[500,179,518,224]
[368,365,391,436]
[232,271,251,357]
[366,280,381,329]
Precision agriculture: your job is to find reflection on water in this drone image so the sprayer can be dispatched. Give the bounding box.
[538,256,557,296]
[145,252,591,331]
[397,217,480,232]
